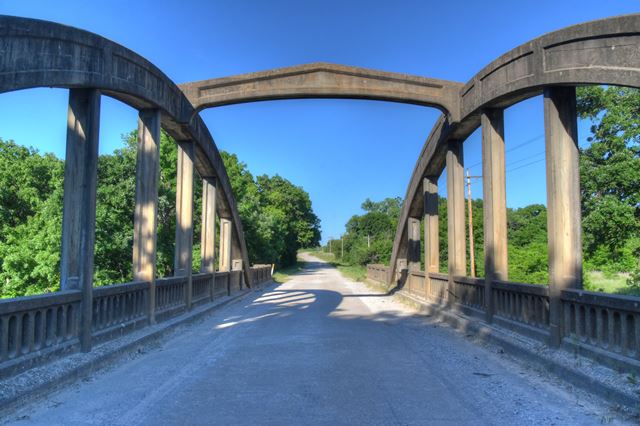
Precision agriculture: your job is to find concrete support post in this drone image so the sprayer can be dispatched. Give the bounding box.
[174,142,195,310]
[133,109,161,324]
[544,86,582,346]
[200,177,217,273]
[60,88,100,352]
[423,177,439,273]
[481,109,508,322]
[231,236,244,288]
[408,217,421,272]
[446,140,466,281]
[219,218,232,272]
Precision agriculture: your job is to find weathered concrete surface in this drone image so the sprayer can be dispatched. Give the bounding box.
[4,254,624,425]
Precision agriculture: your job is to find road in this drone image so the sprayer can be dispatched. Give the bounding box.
[5,253,622,425]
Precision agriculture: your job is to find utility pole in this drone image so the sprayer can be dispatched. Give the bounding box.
[341,235,344,259]
[367,234,370,248]
[467,169,476,278]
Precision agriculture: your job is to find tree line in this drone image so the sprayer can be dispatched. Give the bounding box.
[325,86,640,290]
[0,131,320,298]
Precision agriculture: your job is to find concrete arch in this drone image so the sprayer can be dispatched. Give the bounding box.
[388,13,640,284]
[179,62,464,120]
[0,15,252,284]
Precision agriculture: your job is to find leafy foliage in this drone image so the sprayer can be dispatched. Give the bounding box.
[0,132,319,298]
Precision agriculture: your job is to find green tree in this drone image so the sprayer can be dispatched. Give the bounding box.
[577,86,640,272]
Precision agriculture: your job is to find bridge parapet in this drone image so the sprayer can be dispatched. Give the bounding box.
[0,266,272,379]
[367,267,640,373]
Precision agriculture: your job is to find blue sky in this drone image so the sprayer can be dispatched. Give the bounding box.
[0,1,638,243]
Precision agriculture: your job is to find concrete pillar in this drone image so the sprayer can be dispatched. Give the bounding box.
[200,177,217,273]
[408,217,421,272]
[60,88,100,352]
[544,86,582,346]
[481,108,508,322]
[174,141,195,309]
[229,226,244,287]
[219,218,232,272]
[446,140,466,278]
[423,177,439,273]
[133,109,161,323]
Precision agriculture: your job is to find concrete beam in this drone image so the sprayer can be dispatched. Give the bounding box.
[133,109,161,323]
[408,217,421,272]
[446,140,466,277]
[174,141,195,309]
[200,177,217,274]
[180,62,463,121]
[423,177,439,273]
[60,88,100,352]
[481,109,508,322]
[544,86,582,346]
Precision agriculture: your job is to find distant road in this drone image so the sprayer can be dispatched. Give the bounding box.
[5,253,619,425]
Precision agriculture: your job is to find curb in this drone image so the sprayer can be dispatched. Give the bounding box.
[0,281,276,419]
[393,290,639,410]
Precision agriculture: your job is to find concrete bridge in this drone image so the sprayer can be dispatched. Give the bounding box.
[0,13,639,421]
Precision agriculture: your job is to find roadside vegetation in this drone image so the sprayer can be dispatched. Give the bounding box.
[322,86,640,297]
[0,131,320,298]
[272,262,306,283]
[303,248,367,282]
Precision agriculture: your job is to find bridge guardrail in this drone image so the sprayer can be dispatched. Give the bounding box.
[0,290,81,370]
[367,264,640,372]
[0,265,273,379]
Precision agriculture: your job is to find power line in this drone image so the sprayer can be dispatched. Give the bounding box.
[505,150,545,168]
[506,158,546,174]
[465,134,544,171]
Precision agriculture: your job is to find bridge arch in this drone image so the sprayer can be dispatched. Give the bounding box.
[388,13,640,347]
[0,15,255,351]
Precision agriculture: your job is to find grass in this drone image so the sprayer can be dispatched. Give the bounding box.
[302,249,368,282]
[272,262,306,283]
[586,270,640,296]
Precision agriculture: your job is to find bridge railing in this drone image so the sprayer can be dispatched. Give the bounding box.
[0,291,81,370]
[0,265,273,379]
[366,266,640,371]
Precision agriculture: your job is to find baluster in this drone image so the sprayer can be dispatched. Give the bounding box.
[621,313,629,355]
[596,308,604,347]
[0,316,8,361]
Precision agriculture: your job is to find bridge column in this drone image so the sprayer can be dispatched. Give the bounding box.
[423,177,439,273]
[544,86,582,346]
[231,233,244,288]
[481,109,508,323]
[133,109,161,324]
[174,141,195,310]
[423,177,439,297]
[407,217,421,272]
[446,140,466,302]
[201,177,217,274]
[60,88,101,352]
[219,218,232,272]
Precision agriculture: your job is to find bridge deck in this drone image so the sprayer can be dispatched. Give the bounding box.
[7,254,612,425]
